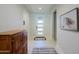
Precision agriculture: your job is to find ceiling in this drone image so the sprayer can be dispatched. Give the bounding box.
[25,4,55,13]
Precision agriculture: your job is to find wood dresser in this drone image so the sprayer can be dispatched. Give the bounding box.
[0,29,27,54]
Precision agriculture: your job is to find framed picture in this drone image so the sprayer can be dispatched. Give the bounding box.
[60,8,79,31]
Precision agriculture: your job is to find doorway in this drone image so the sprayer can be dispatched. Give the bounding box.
[53,10,57,41]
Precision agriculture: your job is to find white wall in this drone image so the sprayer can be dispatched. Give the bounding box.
[0,4,30,32]
[53,4,79,54]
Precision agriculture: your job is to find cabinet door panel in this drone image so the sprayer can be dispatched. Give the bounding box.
[0,36,11,53]
[12,33,21,53]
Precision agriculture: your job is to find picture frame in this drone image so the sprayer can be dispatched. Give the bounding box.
[60,8,79,31]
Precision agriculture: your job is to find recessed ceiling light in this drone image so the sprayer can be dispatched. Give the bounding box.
[38,8,42,10]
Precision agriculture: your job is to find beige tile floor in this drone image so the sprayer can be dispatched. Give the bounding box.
[28,39,56,54]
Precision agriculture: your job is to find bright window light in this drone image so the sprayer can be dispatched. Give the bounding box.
[37,20,43,23]
[37,28,43,31]
[37,24,43,27]
[38,8,42,10]
[38,32,43,35]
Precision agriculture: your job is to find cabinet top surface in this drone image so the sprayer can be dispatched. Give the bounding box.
[0,29,24,35]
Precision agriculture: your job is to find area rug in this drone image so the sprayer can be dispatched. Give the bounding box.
[32,48,57,54]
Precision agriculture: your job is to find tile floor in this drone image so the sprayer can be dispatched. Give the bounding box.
[28,38,57,54]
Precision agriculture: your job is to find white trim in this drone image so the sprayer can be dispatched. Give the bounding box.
[55,44,64,54]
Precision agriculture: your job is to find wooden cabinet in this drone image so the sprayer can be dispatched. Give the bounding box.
[0,30,27,54]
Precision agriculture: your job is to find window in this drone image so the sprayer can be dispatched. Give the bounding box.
[36,16,44,36]
[37,28,43,31]
[37,24,43,27]
[37,20,43,23]
[37,32,43,35]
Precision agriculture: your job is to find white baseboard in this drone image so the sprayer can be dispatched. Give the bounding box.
[55,44,64,54]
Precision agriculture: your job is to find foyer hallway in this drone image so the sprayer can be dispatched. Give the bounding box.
[1,4,79,54]
[27,4,56,54]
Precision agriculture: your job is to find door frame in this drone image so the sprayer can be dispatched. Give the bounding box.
[53,10,57,41]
